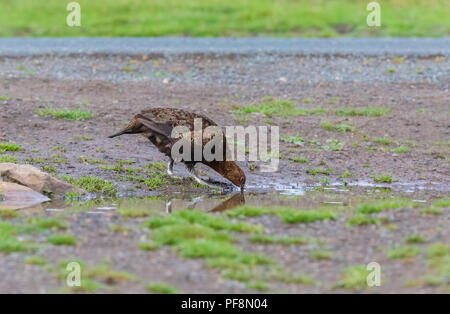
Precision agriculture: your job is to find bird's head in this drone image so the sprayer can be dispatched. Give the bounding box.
[205,160,246,191]
[228,166,246,191]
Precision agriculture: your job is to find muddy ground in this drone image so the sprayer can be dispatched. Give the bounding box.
[0,53,449,294]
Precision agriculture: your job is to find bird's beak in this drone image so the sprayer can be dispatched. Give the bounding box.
[240,185,245,193]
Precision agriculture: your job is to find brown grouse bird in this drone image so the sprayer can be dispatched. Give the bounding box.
[109,108,246,190]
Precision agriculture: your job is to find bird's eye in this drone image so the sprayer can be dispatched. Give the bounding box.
[240,176,245,183]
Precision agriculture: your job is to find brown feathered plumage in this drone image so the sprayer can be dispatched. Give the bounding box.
[109,108,246,190]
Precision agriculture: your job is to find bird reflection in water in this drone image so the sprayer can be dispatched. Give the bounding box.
[209,192,245,212]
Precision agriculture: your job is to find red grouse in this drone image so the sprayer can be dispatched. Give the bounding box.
[109,108,246,190]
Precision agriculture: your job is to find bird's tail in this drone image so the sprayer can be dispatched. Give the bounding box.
[108,129,128,138]
[108,119,142,138]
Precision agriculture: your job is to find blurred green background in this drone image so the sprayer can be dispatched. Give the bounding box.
[0,0,448,37]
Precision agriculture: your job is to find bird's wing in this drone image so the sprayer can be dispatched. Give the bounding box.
[136,114,174,138]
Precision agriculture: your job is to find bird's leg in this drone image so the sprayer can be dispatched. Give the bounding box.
[167,159,182,179]
[187,197,202,210]
[185,163,216,188]
[167,159,174,175]
[165,200,173,214]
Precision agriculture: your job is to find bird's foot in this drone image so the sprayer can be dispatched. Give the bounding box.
[167,160,182,180]
[192,174,217,188]
[167,172,183,180]
[206,179,236,191]
[194,176,235,191]
[186,164,232,190]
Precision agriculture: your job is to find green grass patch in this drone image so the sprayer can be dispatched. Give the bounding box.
[357,198,412,214]
[150,224,233,246]
[320,139,344,151]
[336,107,391,117]
[419,198,447,215]
[307,167,333,176]
[57,260,136,292]
[278,209,337,224]
[346,214,382,226]
[246,281,269,291]
[0,0,449,37]
[232,99,327,117]
[36,107,94,121]
[178,239,239,258]
[109,224,130,234]
[147,282,181,294]
[406,234,427,244]
[0,209,19,219]
[0,154,18,163]
[65,191,83,201]
[139,242,160,251]
[0,221,33,254]
[274,272,315,285]
[280,134,304,145]
[85,263,136,283]
[387,246,420,259]
[328,97,341,104]
[311,249,333,260]
[386,67,396,73]
[321,121,355,132]
[427,243,449,258]
[22,217,68,232]
[143,174,170,190]
[41,165,57,174]
[422,243,450,288]
[373,137,393,145]
[24,156,47,163]
[392,146,410,153]
[335,265,370,290]
[47,233,77,246]
[108,162,170,191]
[146,210,262,234]
[67,278,103,294]
[74,177,117,196]
[420,208,443,215]
[144,209,319,287]
[25,255,46,266]
[433,197,450,208]
[292,157,308,163]
[340,170,353,179]
[372,173,393,183]
[119,208,157,218]
[75,136,94,141]
[226,205,338,224]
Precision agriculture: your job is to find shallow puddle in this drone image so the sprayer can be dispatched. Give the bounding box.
[6,180,448,215]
